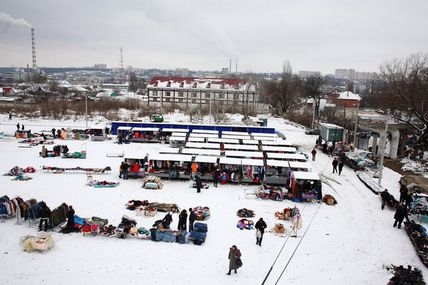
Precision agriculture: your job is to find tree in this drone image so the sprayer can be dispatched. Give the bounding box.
[303,76,324,117]
[379,53,428,151]
[261,72,301,115]
[128,71,139,93]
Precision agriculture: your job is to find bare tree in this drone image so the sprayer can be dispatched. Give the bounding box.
[128,71,139,93]
[261,73,302,115]
[303,76,324,117]
[379,53,428,150]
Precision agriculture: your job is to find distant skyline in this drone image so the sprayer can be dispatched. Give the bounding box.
[1,0,427,74]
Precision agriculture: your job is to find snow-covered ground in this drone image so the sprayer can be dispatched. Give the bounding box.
[0,114,426,285]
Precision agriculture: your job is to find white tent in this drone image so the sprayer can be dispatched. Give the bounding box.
[149,153,193,162]
[207,138,240,144]
[288,161,312,171]
[219,157,242,165]
[186,142,220,149]
[195,156,219,164]
[262,146,297,153]
[266,159,289,168]
[266,152,307,161]
[182,148,221,156]
[224,151,264,158]
[241,159,264,167]
[192,129,219,134]
[293,171,320,181]
[223,144,259,151]
[162,128,189,133]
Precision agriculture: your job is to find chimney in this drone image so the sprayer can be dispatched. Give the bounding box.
[31,28,37,70]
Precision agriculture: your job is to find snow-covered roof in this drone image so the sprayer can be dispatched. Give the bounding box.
[242,139,260,145]
[159,148,180,154]
[219,157,242,165]
[223,144,259,151]
[261,140,293,146]
[224,151,264,158]
[337,91,361,101]
[162,128,189,133]
[132,127,159,132]
[241,159,264,167]
[221,131,249,136]
[207,138,240,144]
[189,133,218,138]
[266,153,307,161]
[194,156,218,164]
[169,136,187,141]
[149,153,193,162]
[192,129,219,134]
[185,142,220,149]
[171,132,187,137]
[293,171,320,181]
[262,146,297,153]
[266,159,289,168]
[187,137,205,142]
[117,126,132,131]
[250,133,277,138]
[124,153,148,160]
[288,161,311,171]
[181,148,221,156]
[319,123,344,129]
[221,135,251,140]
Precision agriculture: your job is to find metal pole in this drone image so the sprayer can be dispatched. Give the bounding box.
[209,97,212,125]
[353,102,360,150]
[311,100,316,129]
[378,117,388,187]
[85,93,88,127]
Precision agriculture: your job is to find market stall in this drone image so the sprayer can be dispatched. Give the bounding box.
[88,128,106,141]
[185,142,220,149]
[219,157,242,184]
[224,151,264,159]
[240,158,264,184]
[159,128,189,143]
[193,156,219,180]
[290,171,322,202]
[117,126,132,140]
[181,148,221,156]
[288,161,312,172]
[265,159,290,185]
[131,127,160,143]
[124,154,147,178]
[148,153,193,180]
[266,152,307,162]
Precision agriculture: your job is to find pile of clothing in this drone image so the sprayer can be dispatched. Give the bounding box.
[4,166,36,177]
[88,180,119,188]
[0,196,24,221]
[20,232,55,253]
[193,206,210,221]
[142,176,163,189]
[271,223,286,235]
[116,215,137,239]
[404,221,428,267]
[380,190,398,208]
[146,202,180,213]
[237,219,254,230]
[237,208,255,218]
[81,216,109,236]
[126,200,149,210]
[275,207,292,220]
[386,264,425,285]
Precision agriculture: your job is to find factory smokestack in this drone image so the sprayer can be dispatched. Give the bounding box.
[31,28,37,70]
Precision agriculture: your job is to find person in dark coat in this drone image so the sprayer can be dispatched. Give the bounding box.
[119,161,128,179]
[405,193,413,211]
[51,128,56,138]
[380,189,389,210]
[338,161,344,175]
[227,245,242,275]
[39,204,51,231]
[393,203,407,229]
[213,168,221,187]
[332,158,339,173]
[16,123,20,130]
[21,124,24,131]
[195,175,202,193]
[66,205,75,230]
[311,148,317,161]
[178,209,188,231]
[255,218,267,246]
[189,208,195,232]
[162,212,173,229]
[399,186,408,203]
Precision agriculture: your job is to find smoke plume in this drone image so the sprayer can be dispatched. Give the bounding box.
[0,12,32,33]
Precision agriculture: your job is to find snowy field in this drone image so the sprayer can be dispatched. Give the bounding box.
[0,114,426,285]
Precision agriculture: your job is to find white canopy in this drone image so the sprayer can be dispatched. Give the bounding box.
[219,157,242,165]
[241,159,264,167]
[117,126,132,131]
[293,171,320,181]
[261,140,291,146]
[181,148,221,156]
[169,136,186,141]
[221,131,250,136]
[186,142,220,149]
[224,151,264,158]
[266,153,307,161]
[223,144,259,151]
[161,128,189,133]
[207,138,240,144]
[159,148,180,154]
[195,155,218,164]
[192,129,219,134]
[288,161,311,171]
[187,137,205,142]
[221,135,251,140]
[149,153,193,162]
[262,146,297,153]
[189,133,218,138]
[132,127,159,132]
[241,139,259,145]
[250,133,277,137]
[171,132,187,137]
[266,159,289,168]
[124,153,148,160]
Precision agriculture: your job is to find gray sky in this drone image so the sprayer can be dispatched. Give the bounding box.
[1,0,427,74]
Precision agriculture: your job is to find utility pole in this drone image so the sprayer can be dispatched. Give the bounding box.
[311,100,316,129]
[353,102,360,150]
[378,116,389,187]
[85,94,88,128]
[209,97,212,125]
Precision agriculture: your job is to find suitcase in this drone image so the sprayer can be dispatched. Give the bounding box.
[190,231,207,241]
[193,239,203,245]
[194,222,208,233]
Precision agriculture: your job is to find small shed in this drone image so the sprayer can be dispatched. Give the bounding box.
[319,123,344,142]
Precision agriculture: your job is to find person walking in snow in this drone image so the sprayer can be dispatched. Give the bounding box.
[290,206,302,237]
[255,217,267,246]
[21,124,24,131]
[393,203,407,229]
[188,208,195,232]
[8,111,12,120]
[178,209,187,231]
[162,212,173,229]
[332,158,339,173]
[227,245,242,275]
[311,148,317,161]
[213,167,221,187]
[338,160,344,175]
[380,189,389,210]
[16,123,20,131]
[38,203,51,231]
[66,205,75,231]
[195,175,202,193]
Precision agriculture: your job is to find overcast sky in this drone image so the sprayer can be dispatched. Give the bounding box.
[1,0,427,74]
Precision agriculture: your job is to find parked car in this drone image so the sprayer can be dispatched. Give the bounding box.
[305,128,320,135]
